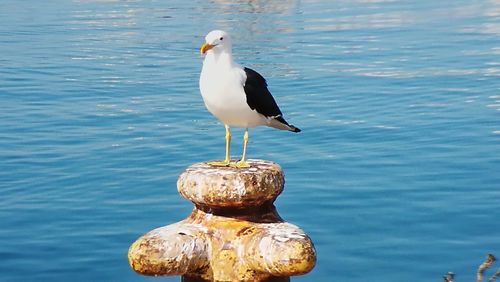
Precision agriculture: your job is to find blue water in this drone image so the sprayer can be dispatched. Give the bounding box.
[1,0,499,281]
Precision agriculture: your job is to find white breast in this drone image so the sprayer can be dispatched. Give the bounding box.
[199,55,267,128]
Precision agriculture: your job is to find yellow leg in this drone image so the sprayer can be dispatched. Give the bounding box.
[234,128,250,168]
[207,125,231,167]
[224,125,231,163]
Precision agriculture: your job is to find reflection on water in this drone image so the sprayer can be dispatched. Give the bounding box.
[0,0,499,281]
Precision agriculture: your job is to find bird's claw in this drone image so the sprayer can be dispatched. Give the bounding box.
[207,160,249,168]
[207,160,231,167]
[232,160,250,168]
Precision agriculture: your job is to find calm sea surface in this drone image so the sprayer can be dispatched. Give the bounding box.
[1,0,499,281]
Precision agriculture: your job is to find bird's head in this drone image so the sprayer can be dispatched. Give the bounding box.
[200,30,232,55]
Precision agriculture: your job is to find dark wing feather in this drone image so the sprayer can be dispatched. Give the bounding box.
[243,67,301,133]
[243,67,283,118]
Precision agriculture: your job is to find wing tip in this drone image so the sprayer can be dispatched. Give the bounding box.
[290,125,301,133]
[269,116,301,132]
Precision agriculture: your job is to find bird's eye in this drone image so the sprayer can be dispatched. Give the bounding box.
[220,37,224,41]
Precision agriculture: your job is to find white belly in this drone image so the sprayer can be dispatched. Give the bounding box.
[200,65,266,128]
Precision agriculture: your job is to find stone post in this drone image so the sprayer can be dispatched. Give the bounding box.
[128,160,316,281]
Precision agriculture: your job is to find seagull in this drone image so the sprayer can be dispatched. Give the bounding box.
[199,30,301,168]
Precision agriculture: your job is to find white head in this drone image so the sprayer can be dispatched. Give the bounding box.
[200,30,232,55]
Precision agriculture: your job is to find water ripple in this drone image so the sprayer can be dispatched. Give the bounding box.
[1,0,499,281]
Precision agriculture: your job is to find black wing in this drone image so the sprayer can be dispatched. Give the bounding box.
[243,67,301,132]
[243,67,283,118]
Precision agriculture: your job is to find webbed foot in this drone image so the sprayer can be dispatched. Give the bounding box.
[231,160,250,168]
[206,160,231,167]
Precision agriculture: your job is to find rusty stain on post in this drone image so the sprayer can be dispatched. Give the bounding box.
[128,159,316,281]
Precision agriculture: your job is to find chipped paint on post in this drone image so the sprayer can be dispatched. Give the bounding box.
[128,159,316,281]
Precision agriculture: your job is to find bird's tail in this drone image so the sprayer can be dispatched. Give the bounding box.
[288,124,301,133]
[269,116,301,133]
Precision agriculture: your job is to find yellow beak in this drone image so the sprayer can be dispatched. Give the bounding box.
[200,43,215,54]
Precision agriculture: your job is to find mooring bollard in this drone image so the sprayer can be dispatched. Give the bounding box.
[128,160,316,282]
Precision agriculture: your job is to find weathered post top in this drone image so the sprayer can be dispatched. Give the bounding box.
[178,160,284,208]
[128,159,316,282]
